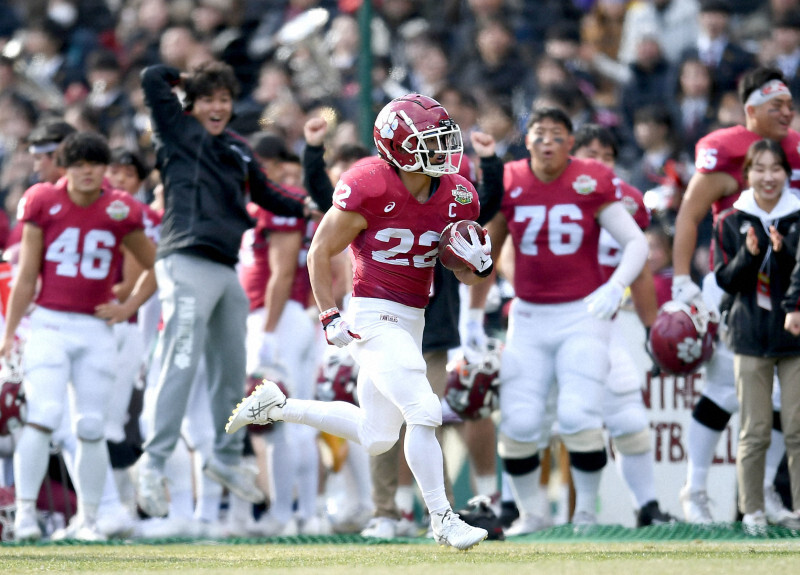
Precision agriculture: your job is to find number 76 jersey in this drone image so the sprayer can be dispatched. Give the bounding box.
[334,157,479,309]
[18,179,144,315]
[501,157,619,304]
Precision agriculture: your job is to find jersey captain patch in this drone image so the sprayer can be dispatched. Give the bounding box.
[572,174,597,195]
[452,184,472,205]
[106,199,131,221]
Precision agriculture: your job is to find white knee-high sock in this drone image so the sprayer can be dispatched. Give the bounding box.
[506,467,542,517]
[686,418,722,492]
[13,426,52,501]
[617,451,657,508]
[571,468,602,517]
[282,399,362,443]
[193,454,222,522]
[75,439,109,520]
[404,424,449,514]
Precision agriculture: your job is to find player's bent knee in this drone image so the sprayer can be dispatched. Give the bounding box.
[561,428,605,453]
[363,437,398,456]
[497,432,539,459]
[402,391,442,427]
[613,428,652,455]
[692,396,731,431]
[569,449,607,472]
[26,401,63,431]
[75,416,105,442]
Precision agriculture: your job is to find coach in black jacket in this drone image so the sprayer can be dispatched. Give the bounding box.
[713,138,800,529]
[136,62,306,519]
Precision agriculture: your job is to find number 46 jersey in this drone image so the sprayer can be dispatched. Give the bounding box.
[18,179,144,315]
[334,157,479,309]
[501,157,619,304]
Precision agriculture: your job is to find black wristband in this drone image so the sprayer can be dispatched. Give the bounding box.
[474,262,494,278]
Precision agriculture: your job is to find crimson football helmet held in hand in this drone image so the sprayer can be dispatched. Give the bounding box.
[445,339,502,420]
[315,347,359,405]
[648,301,719,375]
[373,94,463,177]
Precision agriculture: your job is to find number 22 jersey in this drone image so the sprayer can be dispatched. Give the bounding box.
[334,158,479,309]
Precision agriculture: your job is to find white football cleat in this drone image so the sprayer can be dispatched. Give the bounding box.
[430,509,487,550]
[226,379,286,434]
[679,486,713,524]
[203,456,265,504]
[51,516,107,542]
[137,466,169,519]
[504,513,549,536]
[13,504,42,542]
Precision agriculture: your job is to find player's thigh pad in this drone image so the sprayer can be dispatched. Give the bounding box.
[555,329,608,436]
[603,389,650,439]
[355,371,406,455]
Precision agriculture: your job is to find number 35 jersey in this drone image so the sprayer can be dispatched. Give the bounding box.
[334,157,479,309]
[501,157,619,304]
[18,179,144,315]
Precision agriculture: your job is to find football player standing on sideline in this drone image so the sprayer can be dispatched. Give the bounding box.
[228,94,492,550]
[480,108,648,534]
[136,60,307,518]
[671,66,799,524]
[2,132,156,541]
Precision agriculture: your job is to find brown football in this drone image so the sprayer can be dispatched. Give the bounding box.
[438,220,484,272]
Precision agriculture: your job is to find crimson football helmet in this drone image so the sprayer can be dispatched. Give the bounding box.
[445,340,502,420]
[373,94,463,177]
[315,347,359,405]
[244,368,289,436]
[649,301,719,375]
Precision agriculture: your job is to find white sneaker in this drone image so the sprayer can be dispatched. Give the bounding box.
[679,486,713,524]
[97,506,137,539]
[13,505,42,541]
[571,510,598,526]
[430,509,488,550]
[743,510,768,536]
[505,513,549,536]
[226,379,286,434]
[137,466,169,518]
[203,457,265,504]
[51,516,107,542]
[395,516,420,538]
[764,485,797,526]
[361,517,397,538]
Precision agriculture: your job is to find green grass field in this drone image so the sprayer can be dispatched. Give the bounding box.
[4,538,800,575]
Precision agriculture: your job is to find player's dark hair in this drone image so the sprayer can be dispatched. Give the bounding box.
[571,124,618,158]
[110,147,151,180]
[183,60,240,112]
[742,139,791,183]
[526,107,573,133]
[738,66,787,105]
[331,143,371,167]
[58,132,111,167]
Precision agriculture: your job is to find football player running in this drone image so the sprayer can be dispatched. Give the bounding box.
[227,94,492,550]
[479,108,648,534]
[671,66,798,524]
[1,133,156,541]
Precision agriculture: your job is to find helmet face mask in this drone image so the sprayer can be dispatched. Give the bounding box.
[445,339,502,420]
[374,94,463,177]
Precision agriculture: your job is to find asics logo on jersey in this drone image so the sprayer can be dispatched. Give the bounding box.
[384,202,396,213]
[49,204,62,215]
[510,186,523,198]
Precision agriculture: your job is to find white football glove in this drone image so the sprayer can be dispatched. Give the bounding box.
[671,274,703,305]
[449,225,493,274]
[584,280,625,320]
[320,307,361,348]
[460,309,488,363]
[258,331,278,367]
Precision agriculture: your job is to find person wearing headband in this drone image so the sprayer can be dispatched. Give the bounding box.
[26,119,77,184]
[671,66,800,525]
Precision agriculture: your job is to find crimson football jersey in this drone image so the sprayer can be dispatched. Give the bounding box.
[239,199,308,312]
[335,157,479,309]
[501,157,620,303]
[695,125,800,220]
[598,179,650,282]
[19,180,144,315]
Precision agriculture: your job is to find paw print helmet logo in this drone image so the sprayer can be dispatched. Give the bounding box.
[373,94,463,178]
